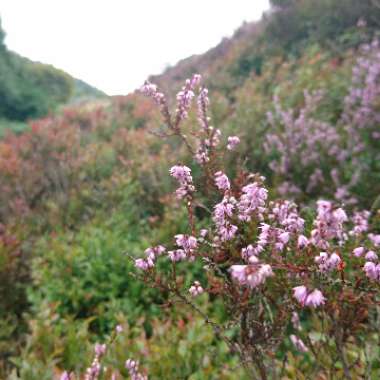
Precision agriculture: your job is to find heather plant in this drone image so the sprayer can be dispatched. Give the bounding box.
[127,75,380,379]
[264,40,380,206]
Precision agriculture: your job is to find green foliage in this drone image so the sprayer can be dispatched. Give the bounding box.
[0,50,74,121]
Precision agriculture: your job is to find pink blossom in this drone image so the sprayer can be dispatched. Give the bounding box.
[269,200,305,233]
[170,165,195,199]
[94,343,106,357]
[350,211,370,236]
[199,229,208,238]
[227,136,240,150]
[293,286,308,305]
[369,234,380,247]
[278,231,290,244]
[60,372,72,380]
[237,182,268,222]
[189,281,204,296]
[315,252,341,272]
[175,75,201,121]
[135,258,150,271]
[230,265,247,283]
[230,263,273,288]
[353,246,365,257]
[214,171,230,192]
[293,286,325,308]
[213,196,238,242]
[365,250,378,262]
[305,289,325,308]
[126,359,148,380]
[145,245,166,261]
[311,201,347,249]
[290,335,308,353]
[175,234,197,252]
[168,249,187,262]
[140,81,166,106]
[363,261,380,281]
[297,235,309,249]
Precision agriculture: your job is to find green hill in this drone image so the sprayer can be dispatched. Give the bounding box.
[0,17,107,134]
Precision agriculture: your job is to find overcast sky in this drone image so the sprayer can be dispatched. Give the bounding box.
[1,1,269,95]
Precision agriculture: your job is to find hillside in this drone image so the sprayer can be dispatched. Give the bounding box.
[1,1,380,378]
[0,18,107,135]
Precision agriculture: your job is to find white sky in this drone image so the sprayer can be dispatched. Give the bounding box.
[0,1,269,95]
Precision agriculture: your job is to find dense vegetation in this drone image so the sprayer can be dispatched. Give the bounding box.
[0,0,380,378]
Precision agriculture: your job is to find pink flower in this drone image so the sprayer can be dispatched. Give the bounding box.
[170,165,194,199]
[365,250,378,262]
[297,235,309,249]
[363,261,380,280]
[140,81,166,106]
[237,182,268,222]
[293,286,308,305]
[219,224,238,241]
[230,265,247,283]
[305,289,325,308]
[168,249,186,262]
[125,359,148,380]
[227,136,240,150]
[60,372,72,380]
[369,234,380,247]
[135,258,150,271]
[353,246,365,257]
[230,263,273,288]
[290,335,308,353]
[145,245,166,261]
[199,229,208,238]
[278,231,290,244]
[214,171,230,192]
[175,75,201,121]
[175,234,197,252]
[189,281,204,296]
[213,196,237,242]
[293,286,325,308]
[94,343,106,357]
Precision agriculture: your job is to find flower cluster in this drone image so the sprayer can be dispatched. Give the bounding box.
[189,281,204,296]
[213,195,238,242]
[237,181,267,222]
[125,359,148,380]
[84,343,107,380]
[310,200,347,249]
[293,286,325,308]
[227,136,240,151]
[230,262,273,288]
[175,74,201,121]
[140,82,166,107]
[135,245,166,271]
[214,171,230,192]
[314,251,341,272]
[168,234,197,262]
[169,165,195,199]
